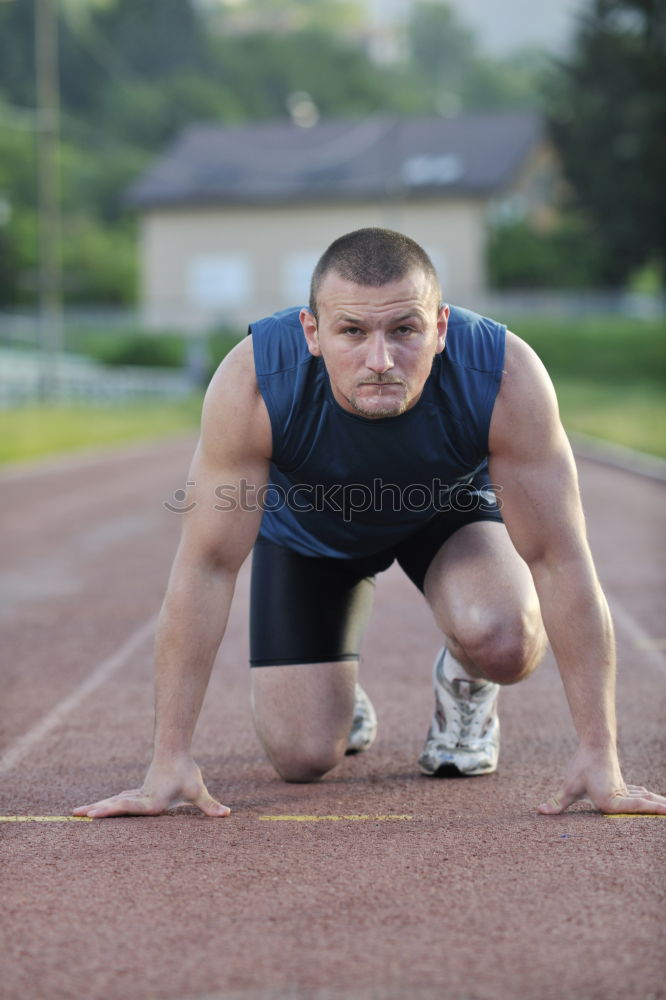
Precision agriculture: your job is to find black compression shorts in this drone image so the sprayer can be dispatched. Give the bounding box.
[249,481,503,667]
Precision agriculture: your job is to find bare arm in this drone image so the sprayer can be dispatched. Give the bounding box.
[73,337,271,817]
[489,333,665,814]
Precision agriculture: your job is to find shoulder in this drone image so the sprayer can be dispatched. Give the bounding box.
[499,331,558,411]
[200,336,272,465]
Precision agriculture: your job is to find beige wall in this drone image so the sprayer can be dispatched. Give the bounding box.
[139,198,487,332]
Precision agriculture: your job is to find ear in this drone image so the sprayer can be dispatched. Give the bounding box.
[300,308,321,357]
[435,304,449,354]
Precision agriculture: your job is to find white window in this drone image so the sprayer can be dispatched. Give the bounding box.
[401,155,464,188]
[283,251,320,304]
[187,254,252,309]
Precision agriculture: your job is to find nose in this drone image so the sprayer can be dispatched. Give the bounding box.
[365,334,393,374]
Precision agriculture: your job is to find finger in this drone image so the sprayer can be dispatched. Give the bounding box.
[538,788,581,815]
[624,785,666,802]
[73,794,162,818]
[72,790,143,815]
[600,793,666,815]
[192,787,231,817]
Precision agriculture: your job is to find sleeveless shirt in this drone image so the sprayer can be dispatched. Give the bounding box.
[250,305,505,558]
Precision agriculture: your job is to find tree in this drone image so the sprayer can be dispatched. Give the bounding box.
[547,0,666,285]
[406,2,476,114]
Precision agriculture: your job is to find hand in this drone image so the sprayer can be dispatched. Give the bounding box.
[538,745,666,815]
[72,755,230,819]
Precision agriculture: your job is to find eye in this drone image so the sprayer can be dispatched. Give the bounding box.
[343,326,364,337]
[394,325,415,336]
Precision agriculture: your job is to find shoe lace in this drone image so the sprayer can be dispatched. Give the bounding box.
[453,682,477,743]
[433,679,488,748]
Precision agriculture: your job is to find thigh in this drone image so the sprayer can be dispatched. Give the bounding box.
[249,536,385,666]
[394,471,504,593]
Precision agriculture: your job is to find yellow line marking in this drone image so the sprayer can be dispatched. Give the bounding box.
[0,816,93,822]
[604,813,666,818]
[259,814,413,822]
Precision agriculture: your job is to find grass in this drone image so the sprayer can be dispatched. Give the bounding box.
[507,316,665,385]
[512,316,665,458]
[0,396,203,465]
[552,378,665,458]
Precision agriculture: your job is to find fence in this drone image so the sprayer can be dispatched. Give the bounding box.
[0,348,191,409]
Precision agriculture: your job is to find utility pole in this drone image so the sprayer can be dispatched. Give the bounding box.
[35,0,63,399]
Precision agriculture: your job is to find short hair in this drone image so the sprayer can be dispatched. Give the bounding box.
[309,227,441,318]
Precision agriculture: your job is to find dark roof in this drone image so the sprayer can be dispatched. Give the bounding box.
[127,112,544,209]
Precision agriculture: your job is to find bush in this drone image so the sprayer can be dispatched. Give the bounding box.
[84,331,187,368]
[508,316,666,385]
[207,326,243,378]
[71,324,243,375]
[488,218,607,289]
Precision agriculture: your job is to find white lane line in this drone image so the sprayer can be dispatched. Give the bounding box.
[609,598,666,672]
[0,615,157,773]
[572,435,666,484]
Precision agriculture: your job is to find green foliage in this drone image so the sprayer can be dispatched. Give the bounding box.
[0,228,20,306]
[509,315,666,385]
[68,324,243,373]
[79,330,187,367]
[407,3,548,114]
[208,327,244,377]
[546,0,666,284]
[206,28,417,120]
[61,217,137,303]
[407,2,476,109]
[488,218,609,289]
[549,378,666,457]
[460,48,550,112]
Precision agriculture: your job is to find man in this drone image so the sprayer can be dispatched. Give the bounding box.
[74,228,665,819]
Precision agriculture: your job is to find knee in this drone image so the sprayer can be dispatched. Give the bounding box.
[265,738,345,783]
[452,609,546,685]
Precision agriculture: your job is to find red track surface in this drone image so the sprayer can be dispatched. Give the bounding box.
[1,437,664,1000]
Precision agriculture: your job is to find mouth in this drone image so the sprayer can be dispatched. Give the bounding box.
[356,378,405,388]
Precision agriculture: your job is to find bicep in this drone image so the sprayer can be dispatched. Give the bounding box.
[488,333,589,569]
[178,444,268,573]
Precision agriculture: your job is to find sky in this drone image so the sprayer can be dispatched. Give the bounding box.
[367,0,589,57]
[445,0,588,55]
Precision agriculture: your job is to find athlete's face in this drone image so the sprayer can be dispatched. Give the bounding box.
[300,269,448,419]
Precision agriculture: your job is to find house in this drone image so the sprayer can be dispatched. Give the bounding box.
[126,112,560,332]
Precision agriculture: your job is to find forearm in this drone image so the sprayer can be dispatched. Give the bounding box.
[532,557,616,749]
[151,556,237,759]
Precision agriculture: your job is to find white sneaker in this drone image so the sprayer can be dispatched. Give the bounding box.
[418,648,500,776]
[345,683,378,754]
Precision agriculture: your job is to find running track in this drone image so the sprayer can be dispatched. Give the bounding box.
[1,436,664,1000]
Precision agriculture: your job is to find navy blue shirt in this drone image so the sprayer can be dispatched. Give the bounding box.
[250,305,505,558]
